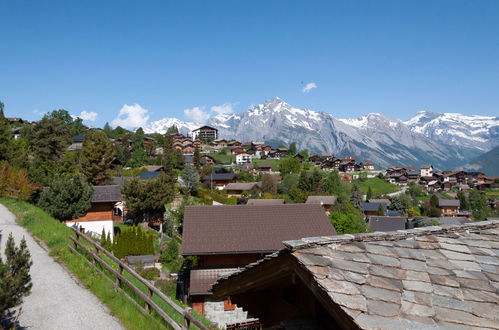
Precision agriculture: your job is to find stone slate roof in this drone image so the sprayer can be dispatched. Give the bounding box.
[306,195,338,206]
[214,221,499,329]
[438,199,460,207]
[202,173,236,181]
[138,171,160,180]
[368,199,391,206]
[181,204,336,256]
[368,216,407,232]
[437,217,471,226]
[91,185,122,203]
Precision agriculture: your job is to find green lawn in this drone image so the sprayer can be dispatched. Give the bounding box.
[207,152,234,164]
[0,198,208,330]
[485,189,499,199]
[352,177,399,198]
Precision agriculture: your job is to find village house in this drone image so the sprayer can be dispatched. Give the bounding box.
[438,199,460,216]
[420,164,433,177]
[305,195,337,214]
[203,173,236,190]
[360,202,388,217]
[65,185,122,240]
[235,153,253,165]
[368,216,407,232]
[192,125,218,141]
[231,147,245,155]
[255,163,273,173]
[180,204,336,316]
[67,134,85,151]
[224,182,260,198]
[212,220,499,329]
[359,161,374,170]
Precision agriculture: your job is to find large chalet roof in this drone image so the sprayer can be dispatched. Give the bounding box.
[213,220,499,329]
[91,185,122,203]
[181,204,336,256]
[224,182,260,191]
[361,202,388,212]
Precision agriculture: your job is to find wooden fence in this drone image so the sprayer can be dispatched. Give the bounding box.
[68,227,213,330]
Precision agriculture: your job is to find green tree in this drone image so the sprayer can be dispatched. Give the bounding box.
[430,194,439,208]
[468,190,489,221]
[193,147,201,169]
[30,112,71,162]
[160,237,183,272]
[278,173,299,195]
[298,170,311,192]
[288,142,297,155]
[181,165,200,195]
[377,204,385,216]
[123,173,175,222]
[0,233,33,317]
[457,190,469,210]
[0,111,12,162]
[299,149,309,160]
[161,133,175,174]
[0,101,4,119]
[350,184,363,209]
[103,122,113,138]
[129,128,146,167]
[329,203,368,234]
[81,130,116,185]
[322,170,351,203]
[261,174,277,195]
[166,125,179,134]
[366,185,373,200]
[37,174,93,221]
[279,157,301,175]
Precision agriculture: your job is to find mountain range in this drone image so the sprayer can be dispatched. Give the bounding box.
[144,97,499,170]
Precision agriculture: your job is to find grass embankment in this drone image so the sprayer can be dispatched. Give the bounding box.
[485,189,499,199]
[0,198,208,330]
[352,177,399,198]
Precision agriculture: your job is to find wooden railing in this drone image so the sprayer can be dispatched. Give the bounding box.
[68,227,213,330]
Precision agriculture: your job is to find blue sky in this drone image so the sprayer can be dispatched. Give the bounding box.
[1,0,498,128]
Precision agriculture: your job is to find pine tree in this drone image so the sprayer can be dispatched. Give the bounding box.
[350,184,363,209]
[457,190,469,210]
[30,112,71,162]
[129,128,146,167]
[162,134,174,174]
[100,228,107,246]
[298,170,310,192]
[366,185,373,200]
[37,174,93,221]
[103,122,113,138]
[0,109,12,162]
[181,165,200,195]
[81,130,116,185]
[0,233,33,315]
[377,204,385,216]
[193,147,201,169]
[288,142,297,155]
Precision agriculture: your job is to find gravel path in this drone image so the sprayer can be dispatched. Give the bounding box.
[0,203,124,330]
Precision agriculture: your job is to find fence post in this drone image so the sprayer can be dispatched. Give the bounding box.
[183,308,192,329]
[74,230,79,251]
[115,264,123,288]
[145,287,154,314]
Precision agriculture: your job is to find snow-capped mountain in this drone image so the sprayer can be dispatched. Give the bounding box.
[143,117,197,136]
[143,97,494,169]
[404,111,499,151]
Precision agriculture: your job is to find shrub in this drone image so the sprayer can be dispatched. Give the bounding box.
[0,162,38,201]
[155,279,177,298]
[138,268,160,281]
[113,226,155,259]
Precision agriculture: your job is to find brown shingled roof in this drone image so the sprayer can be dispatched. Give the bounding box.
[181,204,336,256]
[91,185,122,203]
[246,199,285,206]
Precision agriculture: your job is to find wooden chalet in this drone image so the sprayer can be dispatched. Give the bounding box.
[224,182,260,198]
[203,173,236,190]
[255,163,273,173]
[192,125,218,141]
[438,199,460,216]
[180,204,336,315]
[65,185,123,240]
[212,221,499,329]
[305,195,337,214]
[360,202,388,217]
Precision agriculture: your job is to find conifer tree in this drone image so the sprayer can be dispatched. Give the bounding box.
[162,133,174,173]
[0,233,33,316]
[81,130,116,185]
[129,128,146,167]
[193,147,201,169]
[366,185,373,200]
[37,174,93,221]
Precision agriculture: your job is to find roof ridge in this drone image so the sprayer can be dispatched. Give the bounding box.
[283,220,499,250]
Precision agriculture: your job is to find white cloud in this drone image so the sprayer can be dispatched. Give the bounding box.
[184,106,210,125]
[111,104,150,128]
[74,110,98,122]
[302,82,318,93]
[211,103,235,115]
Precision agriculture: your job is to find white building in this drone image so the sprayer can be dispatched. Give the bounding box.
[420,164,433,177]
[236,153,253,165]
